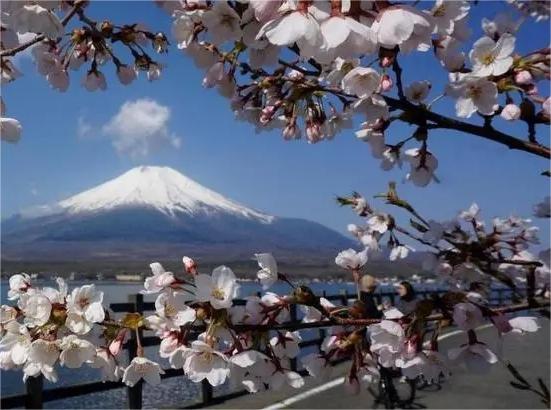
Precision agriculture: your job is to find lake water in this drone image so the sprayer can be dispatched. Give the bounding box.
[0,278,499,408]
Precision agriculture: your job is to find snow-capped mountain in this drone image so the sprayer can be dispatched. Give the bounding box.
[2,166,352,262]
[58,166,274,222]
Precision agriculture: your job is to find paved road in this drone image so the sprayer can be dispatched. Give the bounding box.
[204,321,550,409]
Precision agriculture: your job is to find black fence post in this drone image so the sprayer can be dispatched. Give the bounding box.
[340,289,348,306]
[289,303,298,372]
[201,380,213,405]
[25,375,43,409]
[127,294,144,409]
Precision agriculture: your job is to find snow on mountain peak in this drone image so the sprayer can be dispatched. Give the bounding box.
[57,166,274,223]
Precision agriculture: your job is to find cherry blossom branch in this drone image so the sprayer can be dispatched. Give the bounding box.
[182,299,550,333]
[0,0,86,58]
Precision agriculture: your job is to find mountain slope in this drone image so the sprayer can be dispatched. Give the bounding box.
[2,166,353,262]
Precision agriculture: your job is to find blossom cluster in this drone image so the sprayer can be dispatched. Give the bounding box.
[337,184,550,292]
[1,246,546,395]
[156,0,550,186]
[1,0,169,142]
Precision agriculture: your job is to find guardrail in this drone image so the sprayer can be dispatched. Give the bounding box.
[0,287,519,409]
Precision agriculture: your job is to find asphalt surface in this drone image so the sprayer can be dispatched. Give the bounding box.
[204,321,550,409]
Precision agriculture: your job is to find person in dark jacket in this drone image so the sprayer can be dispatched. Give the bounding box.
[359,274,383,319]
[396,281,417,315]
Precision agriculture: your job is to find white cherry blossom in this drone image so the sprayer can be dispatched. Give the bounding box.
[59,335,96,368]
[470,34,515,77]
[89,348,121,382]
[195,266,239,310]
[389,245,413,261]
[142,262,176,294]
[65,285,105,335]
[8,273,31,300]
[270,331,301,359]
[397,350,450,382]
[0,323,31,365]
[405,81,431,104]
[1,116,22,143]
[10,4,63,39]
[82,70,107,92]
[500,103,521,120]
[19,293,52,327]
[154,290,196,330]
[335,248,368,270]
[341,67,381,99]
[201,1,241,45]
[446,75,498,118]
[183,340,229,386]
[26,339,60,382]
[255,253,278,289]
[123,357,164,386]
[429,1,470,35]
[405,148,438,187]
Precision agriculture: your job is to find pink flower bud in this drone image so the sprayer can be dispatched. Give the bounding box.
[514,70,532,85]
[380,74,393,92]
[182,256,197,275]
[492,314,513,333]
[500,103,521,121]
[109,330,127,356]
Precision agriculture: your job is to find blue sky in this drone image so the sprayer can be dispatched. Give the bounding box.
[1,1,549,248]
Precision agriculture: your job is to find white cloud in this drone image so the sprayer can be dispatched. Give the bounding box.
[102,98,181,159]
[77,115,93,139]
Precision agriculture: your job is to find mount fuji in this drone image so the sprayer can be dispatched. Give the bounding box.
[2,166,353,263]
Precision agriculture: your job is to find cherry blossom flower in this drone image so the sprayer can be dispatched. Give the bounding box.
[82,70,107,92]
[508,316,539,334]
[367,213,391,234]
[123,357,164,386]
[453,303,485,331]
[19,293,52,327]
[117,65,137,85]
[154,290,196,330]
[448,343,498,373]
[142,262,176,294]
[405,81,431,104]
[459,203,480,221]
[270,331,301,359]
[369,320,405,367]
[446,76,498,118]
[195,266,239,310]
[8,273,31,300]
[65,285,105,335]
[89,348,121,382]
[341,67,381,99]
[0,323,31,365]
[470,34,515,77]
[389,245,413,261]
[258,3,323,51]
[429,0,470,35]
[202,62,225,88]
[300,297,334,323]
[147,63,163,81]
[482,13,522,38]
[183,256,198,275]
[183,340,229,386]
[201,1,241,46]
[397,350,450,383]
[405,148,439,187]
[335,248,368,270]
[26,339,60,382]
[500,103,521,120]
[269,368,305,390]
[249,0,281,23]
[59,335,96,369]
[255,253,278,289]
[301,353,332,379]
[9,4,63,39]
[373,6,434,53]
[171,12,195,49]
[0,116,22,143]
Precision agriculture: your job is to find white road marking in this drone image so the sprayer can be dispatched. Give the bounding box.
[261,324,495,410]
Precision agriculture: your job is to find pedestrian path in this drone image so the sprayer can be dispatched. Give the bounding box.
[203,321,550,409]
